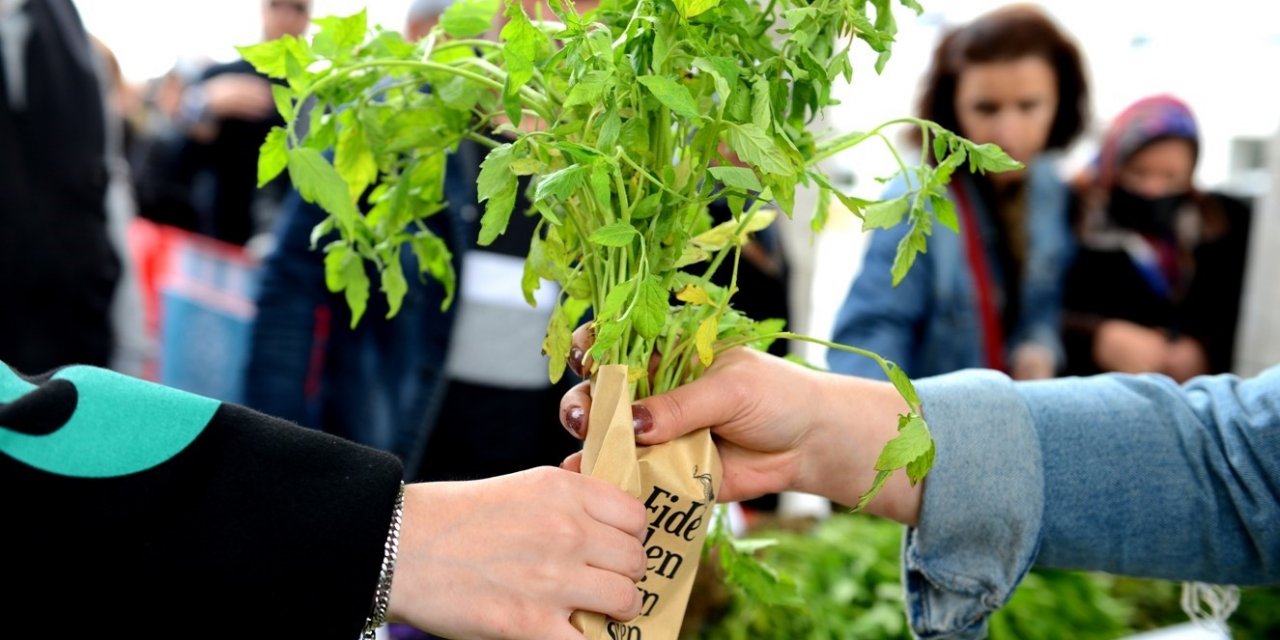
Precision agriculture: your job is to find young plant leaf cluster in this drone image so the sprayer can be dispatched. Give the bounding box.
[241,0,1018,518]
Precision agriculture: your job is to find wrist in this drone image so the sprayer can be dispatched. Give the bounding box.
[799,373,922,525]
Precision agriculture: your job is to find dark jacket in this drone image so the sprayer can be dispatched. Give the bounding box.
[0,0,120,373]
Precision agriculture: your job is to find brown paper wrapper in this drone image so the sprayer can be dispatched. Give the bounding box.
[573,365,723,640]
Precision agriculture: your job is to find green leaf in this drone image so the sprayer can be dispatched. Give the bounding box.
[875,414,932,471]
[633,276,667,340]
[237,39,288,79]
[883,361,921,410]
[931,194,959,234]
[501,0,549,96]
[288,148,358,226]
[589,223,638,247]
[693,56,739,97]
[564,70,610,108]
[543,302,572,383]
[724,123,791,176]
[709,166,762,192]
[381,255,408,318]
[441,0,500,38]
[270,84,294,122]
[967,142,1023,174]
[323,245,370,327]
[534,164,589,203]
[312,10,367,59]
[600,278,637,319]
[335,124,378,201]
[674,0,719,19]
[638,75,701,119]
[890,224,928,286]
[862,194,909,230]
[410,231,456,309]
[906,433,935,485]
[589,320,626,361]
[476,144,518,246]
[257,127,288,188]
[751,77,772,130]
[632,193,663,220]
[813,186,832,233]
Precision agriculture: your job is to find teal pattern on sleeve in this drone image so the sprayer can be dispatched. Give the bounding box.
[0,365,220,478]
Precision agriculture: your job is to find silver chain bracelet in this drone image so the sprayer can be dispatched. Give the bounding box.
[362,482,405,639]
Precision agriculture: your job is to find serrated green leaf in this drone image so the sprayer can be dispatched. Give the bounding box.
[724,123,791,176]
[589,223,638,248]
[906,435,935,485]
[381,255,408,318]
[312,9,367,59]
[813,186,832,232]
[501,0,549,96]
[751,77,772,130]
[258,127,288,188]
[335,124,377,201]
[441,0,500,38]
[601,278,636,319]
[709,166,762,192]
[632,193,662,220]
[674,0,719,19]
[288,148,358,226]
[270,84,294,122]
[967,142,1023,173]
[890,223,927,286]
[410,231,455,309]
[693,56,738,97]
[875,414,932,470]
[883,362,920,410]
[323,245,369,328]
[633,276,667,340]
[931,194,959,234]
[309,217,335,250]
[589,320,626,360]
[534,164,588,203]
[564,70,610,108]
[543,302,572,383]
[638,75,701,119]
[862,194,909,231]
[476,143,518,245]
[237,39,288,79]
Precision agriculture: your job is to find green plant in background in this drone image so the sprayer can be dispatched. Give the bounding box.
[696,513,1280,640]
[241,0,1023,511]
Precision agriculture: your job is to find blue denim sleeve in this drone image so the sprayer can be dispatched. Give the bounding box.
[903,366,1280,639]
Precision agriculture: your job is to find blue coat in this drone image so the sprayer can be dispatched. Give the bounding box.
[828,160,1073,379]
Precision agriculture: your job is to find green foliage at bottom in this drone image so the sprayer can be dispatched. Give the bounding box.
[688,512,1280,640]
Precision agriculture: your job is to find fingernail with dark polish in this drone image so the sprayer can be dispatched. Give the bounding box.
[564,406,585,439]
[632,404,653,436]
[568,346,585,376]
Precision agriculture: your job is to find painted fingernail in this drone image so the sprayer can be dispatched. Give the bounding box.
[632,404,653,436]
[564,406,585,439]
[568,346,585,377]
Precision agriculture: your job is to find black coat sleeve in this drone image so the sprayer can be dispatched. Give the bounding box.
[0,362,403,638]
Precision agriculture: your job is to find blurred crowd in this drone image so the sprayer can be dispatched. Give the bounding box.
[1,0,1267,546]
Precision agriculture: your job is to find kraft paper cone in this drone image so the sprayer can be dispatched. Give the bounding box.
[572,365,723,640]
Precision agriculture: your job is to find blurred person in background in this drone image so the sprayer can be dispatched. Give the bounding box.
[0,0,135,374]
[1062,95,1251,381]
[242,0,578,500]
[829,4,1086,382]
[176,0,309,246]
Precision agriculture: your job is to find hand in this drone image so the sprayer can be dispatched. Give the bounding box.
[1009,343,1055,380]
[388,467,648,640]
[1093,319,1169,374]
[1163,336,1209,382]
[559,340,923,526]
[202,73,275,121]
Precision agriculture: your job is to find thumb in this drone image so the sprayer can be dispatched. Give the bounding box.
[632,370,744,446]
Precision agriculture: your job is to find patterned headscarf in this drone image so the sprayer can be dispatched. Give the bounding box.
[1095,94,1199,191]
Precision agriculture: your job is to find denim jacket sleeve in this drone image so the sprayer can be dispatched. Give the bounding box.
[828,181,929,380]
[904,365,1280,639]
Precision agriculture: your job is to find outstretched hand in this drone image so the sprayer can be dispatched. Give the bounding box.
[557,327,923,525]
[388,467,648,640]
